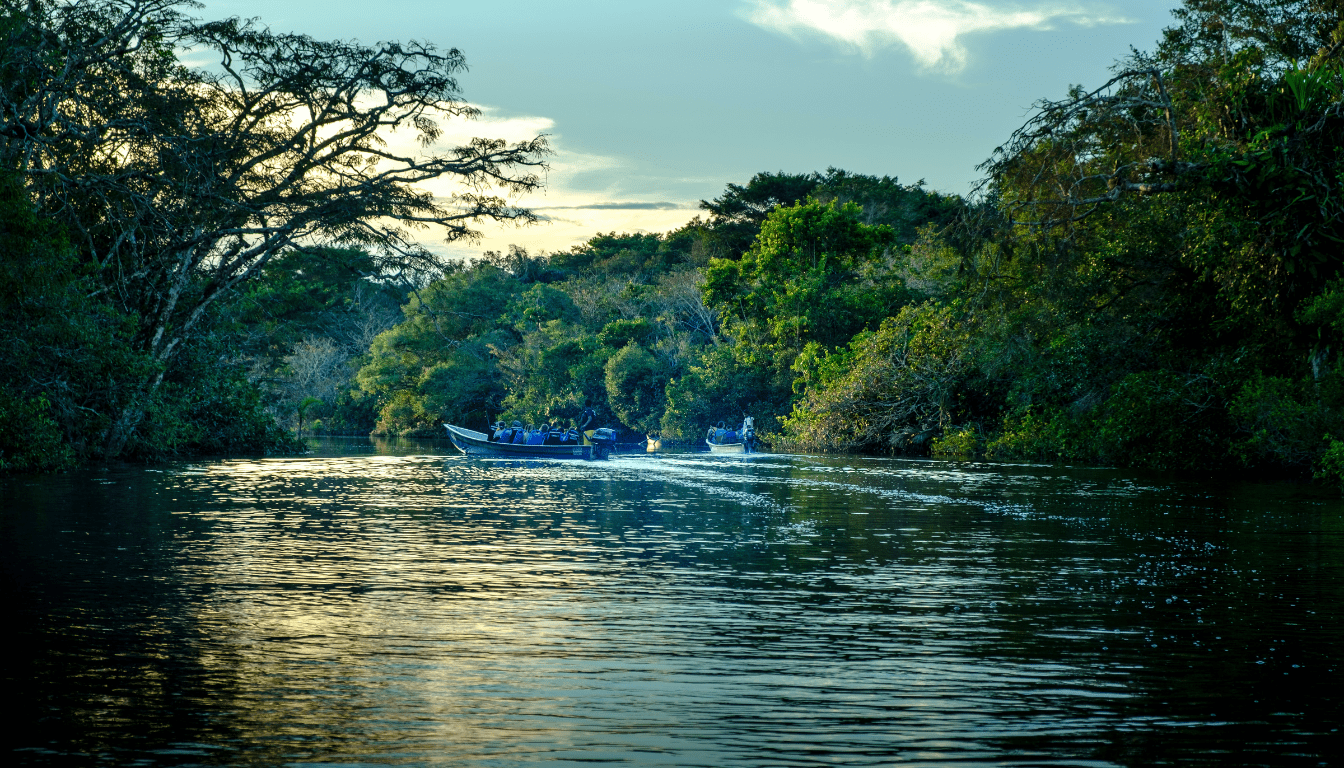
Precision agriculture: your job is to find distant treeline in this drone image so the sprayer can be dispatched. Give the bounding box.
[4,0,1344,486]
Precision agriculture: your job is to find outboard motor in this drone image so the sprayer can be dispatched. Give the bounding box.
[589,427,618,459]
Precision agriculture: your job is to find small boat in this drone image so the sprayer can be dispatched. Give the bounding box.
[445,410,618,460]
[705,416,758,454]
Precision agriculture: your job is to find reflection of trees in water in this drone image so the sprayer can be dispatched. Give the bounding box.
[4,474,258,763]
[6,454,1344,766]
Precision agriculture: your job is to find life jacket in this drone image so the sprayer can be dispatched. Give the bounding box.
[715,428,727,441]
[512,430,527,444]
[527,431,545,445]
[724,430,737,443]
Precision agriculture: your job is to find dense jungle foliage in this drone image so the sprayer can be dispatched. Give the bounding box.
[0,0,543,470]
[4,0,1344,486]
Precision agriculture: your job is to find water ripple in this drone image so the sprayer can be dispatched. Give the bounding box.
[3,445,1341,766]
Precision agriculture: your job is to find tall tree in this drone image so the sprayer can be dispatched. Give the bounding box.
[979,0,1344,331]
[0,0,548,454]
[695,171,823,259]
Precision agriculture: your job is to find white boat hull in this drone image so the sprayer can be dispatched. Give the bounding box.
[706,439,750,454]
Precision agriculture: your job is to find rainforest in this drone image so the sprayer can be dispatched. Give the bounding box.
[3,0,1343,485]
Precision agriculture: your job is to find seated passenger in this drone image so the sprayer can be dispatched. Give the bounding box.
[724,430,737,443]
[527,428,546,445]
[512,428,527,444]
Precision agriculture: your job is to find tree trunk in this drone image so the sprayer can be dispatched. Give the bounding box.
[102,366,167,458]
[103,405,145,458]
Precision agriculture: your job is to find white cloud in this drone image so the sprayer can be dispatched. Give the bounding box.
[379,106,703,259]
[743,0,1130,71]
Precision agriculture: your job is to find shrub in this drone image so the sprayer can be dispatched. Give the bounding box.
[782,303,970,452]
[1093,370,1233,471]
[0,391,75,473]
[1315,440,1344,489]
[1229,373,1343,470]
[604,343,668,434]
[931,426,978,458]
[983,406,1091,462]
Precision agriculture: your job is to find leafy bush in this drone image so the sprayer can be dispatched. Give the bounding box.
[1229,373,1343,470]
[660,345,781,440]
[782,302,970,452]
[373,390,431,436]
[604,343,669,434]
[1315,440,1344,489]
[0,392,75,473]
[1093,370,1234,471]
[931,426,978,458]
[983,406,1092,462]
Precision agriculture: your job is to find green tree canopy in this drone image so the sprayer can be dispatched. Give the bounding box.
[0,0,548,454]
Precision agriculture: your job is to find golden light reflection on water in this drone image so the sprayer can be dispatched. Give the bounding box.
[6,447,1343,766]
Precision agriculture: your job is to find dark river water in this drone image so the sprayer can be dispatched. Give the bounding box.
[4,439,1342,767]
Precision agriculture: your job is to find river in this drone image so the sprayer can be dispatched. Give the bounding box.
[3,439,1342,766]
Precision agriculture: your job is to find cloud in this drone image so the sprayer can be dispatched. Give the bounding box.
[387,103,556,149]
[743,0,1131,71]
[537,201,693,211]
[461,135,702,249]
[375,105,705,258]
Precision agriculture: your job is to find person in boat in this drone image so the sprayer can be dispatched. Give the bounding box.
[547,422,573,445]
[707,416,755,447]
[709,421,735,444]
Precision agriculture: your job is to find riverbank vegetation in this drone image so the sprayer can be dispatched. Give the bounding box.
[3,0,1343,485]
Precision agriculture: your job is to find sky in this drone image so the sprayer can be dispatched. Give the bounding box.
[198,0,1180,261]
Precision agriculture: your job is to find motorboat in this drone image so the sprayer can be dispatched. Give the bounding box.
[445,409,618,459]
[705,416,758,454]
